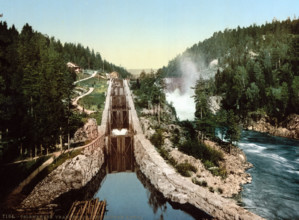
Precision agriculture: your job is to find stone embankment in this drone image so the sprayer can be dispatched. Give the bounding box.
[246,114,299,139]
[124,80,263,220]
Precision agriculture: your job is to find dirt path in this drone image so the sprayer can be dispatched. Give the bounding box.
[72,87,96,114]
[73,71,97,85]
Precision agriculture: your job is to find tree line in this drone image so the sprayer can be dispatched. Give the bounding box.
[0,22,128,162]
[63,42,130,78]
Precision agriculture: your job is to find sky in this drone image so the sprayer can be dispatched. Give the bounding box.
[0,0,298,69]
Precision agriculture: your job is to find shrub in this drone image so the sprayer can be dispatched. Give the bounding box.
[204,160,215,169]
[179,139,223,167]
[170,128,180,146]
[192,177,200,185]
[209,187,214,193]
[219,166,228,179]
[191,177,208,188]
[168,157,177,167]
[201,180,208,187]
[176,162,197,177]
[159,148,168,159]
[150,129,164,149]
[217,187,223,194]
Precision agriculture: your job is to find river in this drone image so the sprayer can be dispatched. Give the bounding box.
[238,130,299,219]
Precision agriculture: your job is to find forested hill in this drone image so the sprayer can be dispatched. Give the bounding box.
[0,22,129,162]
[161,18,299,121]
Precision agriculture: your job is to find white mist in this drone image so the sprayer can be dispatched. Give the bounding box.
[165,55,201,121]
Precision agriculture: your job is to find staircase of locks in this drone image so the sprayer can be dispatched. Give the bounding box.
[106,79,135,173]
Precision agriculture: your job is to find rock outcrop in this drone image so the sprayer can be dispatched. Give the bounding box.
[247,114,299,139]
[72,118,98,143]
[21,134,105,208]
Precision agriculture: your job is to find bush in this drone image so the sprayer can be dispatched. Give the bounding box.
[217,187,223,194]
[192,178,208,187]
[204,160,215,169]
[209,186,214,193]
[219,166,228,179]
[179,139,223,167]
[150,129,164,149]
[176,162,197,177]
[170,128,180,146]
[168,156,177,167]
[201,180,208,187]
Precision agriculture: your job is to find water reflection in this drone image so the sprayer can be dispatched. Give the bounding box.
[96,136,211,219]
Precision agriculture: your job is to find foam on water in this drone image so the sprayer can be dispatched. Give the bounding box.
[238,142,266,154]
[240,130,299,219]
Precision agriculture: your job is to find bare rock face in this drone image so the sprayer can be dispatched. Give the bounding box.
[247,114,299,139]
[72,118,98,143]
[208,96,222,114]
[21,141,104,208]
[139,117,155,139]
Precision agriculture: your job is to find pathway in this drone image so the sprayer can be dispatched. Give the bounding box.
[72,87,96,114]
[73,71,97,85]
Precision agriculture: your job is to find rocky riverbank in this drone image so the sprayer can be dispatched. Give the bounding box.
[140,116,252,198]
[246,114,299,140]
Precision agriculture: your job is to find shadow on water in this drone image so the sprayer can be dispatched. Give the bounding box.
[135,168,212,220]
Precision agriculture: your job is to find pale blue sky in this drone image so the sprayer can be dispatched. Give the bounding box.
[1,0,298,69]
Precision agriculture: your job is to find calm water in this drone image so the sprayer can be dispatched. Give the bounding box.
[238,130,299,220]
[93,152,211,220]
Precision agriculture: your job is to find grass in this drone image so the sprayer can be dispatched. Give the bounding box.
[77,78,108,125]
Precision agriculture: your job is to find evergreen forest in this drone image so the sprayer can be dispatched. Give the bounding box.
[161,18,299,141]
[0,22,129,162]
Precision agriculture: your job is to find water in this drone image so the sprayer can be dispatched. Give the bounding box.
[238,130,299,219]
[93,153,211,220]
[94,171,198,220]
